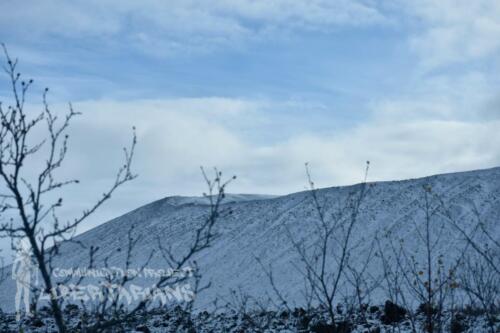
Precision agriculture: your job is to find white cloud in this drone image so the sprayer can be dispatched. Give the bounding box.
[0,0,387,54]
[26,86,497,225]
[4,1,499,65]
[403,0,500,69]
[2,73,499,239]
[372,71,498,121]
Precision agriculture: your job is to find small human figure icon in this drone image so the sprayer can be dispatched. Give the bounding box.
[12,238,38,321]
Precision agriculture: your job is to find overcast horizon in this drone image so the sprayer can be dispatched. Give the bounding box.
[1,1,499,247]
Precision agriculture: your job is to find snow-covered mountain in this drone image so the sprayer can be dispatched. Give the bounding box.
[0,167,499,312]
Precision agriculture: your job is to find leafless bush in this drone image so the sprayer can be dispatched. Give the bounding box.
[343,237,382,323]
[0,45,234,333]
[81,170,234,333]
[439,198,499,277]
[459,253,499,333]
[376,185,495,333]
[436,187,499,332]
[275,162,370,329]
[0,44,139,332]
[376,234,419,332]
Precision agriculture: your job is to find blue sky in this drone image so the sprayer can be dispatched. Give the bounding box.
[0,0,499,236]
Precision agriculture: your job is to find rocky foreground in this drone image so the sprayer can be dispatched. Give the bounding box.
[1,301,498,333]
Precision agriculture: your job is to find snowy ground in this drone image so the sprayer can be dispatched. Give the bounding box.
[1,302,498,332]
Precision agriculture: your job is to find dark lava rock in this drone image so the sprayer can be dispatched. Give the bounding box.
[335,321,352,333]
[135,324,151,333]
[310,322,336,333]
[30,317,45,328]
[381,301,407,324]
[417,302,438,316]
[450,316,467,333]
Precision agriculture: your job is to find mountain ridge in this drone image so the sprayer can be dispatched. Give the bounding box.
[0,166,499,312]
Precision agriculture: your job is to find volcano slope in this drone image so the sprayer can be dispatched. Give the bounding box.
[0,167,498,313]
